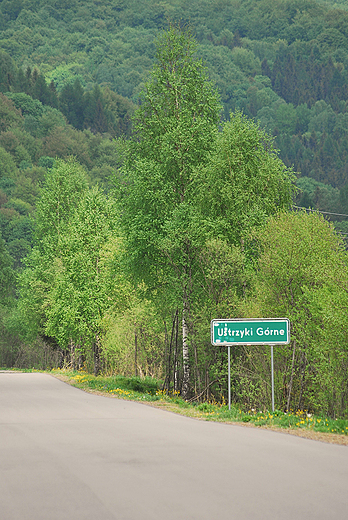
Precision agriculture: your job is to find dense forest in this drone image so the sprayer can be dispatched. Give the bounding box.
[1,1,348,417]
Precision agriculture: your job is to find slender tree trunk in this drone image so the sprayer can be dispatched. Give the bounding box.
[205,364,210,401]
[134,322,138,377]
[77,338,84,371]
[193,338,201,397]
[182,292,190,399]
[174,310,179,393]
[70,339,76,371]
[164,309,178,393]
[241,238,247,296]
[298,352,307,410]
[163,319,168,388]
[93,336,101,376]
[287,340,296,412]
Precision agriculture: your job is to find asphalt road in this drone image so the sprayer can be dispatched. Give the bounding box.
[0,372,347,520]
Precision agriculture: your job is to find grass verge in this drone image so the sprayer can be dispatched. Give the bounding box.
[49,369,348,446]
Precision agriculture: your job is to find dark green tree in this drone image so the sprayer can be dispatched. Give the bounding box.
[0,51,17,93]
[83,85,108,134]
[59,79,85,130]
[0,228,14,305]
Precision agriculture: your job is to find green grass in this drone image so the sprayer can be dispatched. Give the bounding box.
[211,407,348,436]
[54,369,161,401]
[50,369,348,437]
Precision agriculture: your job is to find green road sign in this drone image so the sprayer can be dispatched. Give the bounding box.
[211,318,290,346]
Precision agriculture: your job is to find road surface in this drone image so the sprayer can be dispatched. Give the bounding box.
[0,372,347,519]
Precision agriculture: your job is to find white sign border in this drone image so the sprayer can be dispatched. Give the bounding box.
[211,318,290,346]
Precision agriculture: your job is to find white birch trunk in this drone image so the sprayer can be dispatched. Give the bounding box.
[182,297,190,398]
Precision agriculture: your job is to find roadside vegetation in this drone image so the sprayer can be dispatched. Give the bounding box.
[51,369,348,441]
[2,366,348,441]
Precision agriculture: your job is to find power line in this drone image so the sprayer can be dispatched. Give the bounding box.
[292,205,348,218]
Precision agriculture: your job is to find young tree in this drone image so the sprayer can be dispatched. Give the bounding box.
[34,157,88,257]
[18,159,123,369]
[119,25,222,397]
[194,112,295,248]
[17,158,89,342]
[44,187,123,374]
[243,211,348,415]
[183,111,295,402]
[18,158,127,373]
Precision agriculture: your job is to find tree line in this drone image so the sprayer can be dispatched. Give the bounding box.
[0,55,135,138]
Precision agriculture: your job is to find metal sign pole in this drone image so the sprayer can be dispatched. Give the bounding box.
[271,345,275,412]
[228,346,231,411]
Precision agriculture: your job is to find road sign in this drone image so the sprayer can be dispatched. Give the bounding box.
[212,318,290,411]
[211,318,290,346]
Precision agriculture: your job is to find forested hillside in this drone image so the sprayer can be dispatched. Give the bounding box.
[2,0,348,194]
[1,2,348,418]
[1,0,348,194]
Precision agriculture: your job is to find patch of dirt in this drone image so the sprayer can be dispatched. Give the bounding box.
[262,426,348,446]
[51,373,71,384]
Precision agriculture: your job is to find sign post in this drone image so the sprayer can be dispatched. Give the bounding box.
[211,318,290,412]
[271,345,274,412]
[228,346,231,411]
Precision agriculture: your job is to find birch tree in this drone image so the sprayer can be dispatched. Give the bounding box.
[18,158,89,341]
[44,187,123,374]
[119,26,222,397]
[194,112,295,248]
[19,159,124,373]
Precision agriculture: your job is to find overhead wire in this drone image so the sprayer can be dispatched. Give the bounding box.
[291,205,348,242]
[292,205,348,218]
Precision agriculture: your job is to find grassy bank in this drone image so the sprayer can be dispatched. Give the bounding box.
[50,369,348,443]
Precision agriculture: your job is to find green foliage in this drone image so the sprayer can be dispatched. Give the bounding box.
[243,211,348,416]
[102,296,165,378]
[44,187,121,349]
[119,27,297,401]
[6,92,44,118]
[0,146,17,178]
[120,25,222,286]
[61,371,161,398]
[295,176,340,212]
[0,87,128,279]
[0,92,23,131]
[0,227,16,367]
[195,112,295,246]
[0,228,15,305]
[38,156,55,169]
[18,158,126,376]
[16,159,89,340]
[2,1,348,418]
[119,26,223,396]
[34,157,88,249]
[0,50,17,92]
[1,0,348,192]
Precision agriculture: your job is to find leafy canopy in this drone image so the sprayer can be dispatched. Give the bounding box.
[120,25,222,289]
